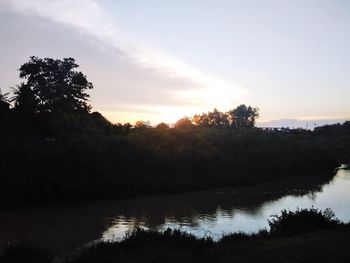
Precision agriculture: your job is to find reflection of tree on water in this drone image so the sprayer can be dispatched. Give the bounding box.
[103,172,334,238]
[0,171,337,254]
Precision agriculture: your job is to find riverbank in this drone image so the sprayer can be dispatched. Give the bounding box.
[68,228,350,263]
[2,208,350,263]
[1,169,349,259]
[1,126,342,208]
[2,58,349,208]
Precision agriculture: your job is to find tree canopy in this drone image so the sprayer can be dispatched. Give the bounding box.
[17,56,93,115]
[228,104,259,128]
[190,105,259,129]
[0,56,347,208]
[156,122,170,129]
[174,117,194,129]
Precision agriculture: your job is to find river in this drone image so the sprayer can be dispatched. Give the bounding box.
[0,166,349,255]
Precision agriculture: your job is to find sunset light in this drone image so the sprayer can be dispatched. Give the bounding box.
[1,0,349,125]
[1,1,350,261]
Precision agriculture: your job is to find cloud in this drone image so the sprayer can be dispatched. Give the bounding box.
[4,0,248,119]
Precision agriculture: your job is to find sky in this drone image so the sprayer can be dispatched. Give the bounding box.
[0,0,349,125]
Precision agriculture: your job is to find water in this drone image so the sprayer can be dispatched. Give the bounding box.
[1,167,349,255]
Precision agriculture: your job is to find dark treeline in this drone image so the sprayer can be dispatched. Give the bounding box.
[0,57,349,207]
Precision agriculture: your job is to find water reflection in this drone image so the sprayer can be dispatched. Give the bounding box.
[101,171,339,241]
[1,168,349,255]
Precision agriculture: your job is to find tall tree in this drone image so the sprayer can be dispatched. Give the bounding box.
[18,56,93,115]
[228,104,259,128]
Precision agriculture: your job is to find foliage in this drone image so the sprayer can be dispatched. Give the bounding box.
[121,228,213,249]
[227,104,259,128]
[61,228,213,263]
[1,209,350,263]
[313,121,350,164]
[268,207,341,237]
[0,126,339,206]
[192,105,259,128]
[156,122,170,129]
[0,88,9,103]
[64,209,350,262]
[192,108,229,127]
[134,120,148,129]
[0,88,10,115]
[219,230,269,243]
[174,117,194,129]
[10,83,39,116]
[0,56,348,206]
[17,56,93,115]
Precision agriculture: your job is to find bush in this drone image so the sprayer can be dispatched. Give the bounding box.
[105,228,213,250]
[268,207,342,237]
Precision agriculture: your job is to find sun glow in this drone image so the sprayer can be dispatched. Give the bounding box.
[102,101,240,125]
[6,0,249,125]
[102,105,205,125]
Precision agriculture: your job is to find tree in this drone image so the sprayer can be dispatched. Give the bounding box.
[192,113,209,127]
[156,122,170,129]
[228,104,259,128]
[174,117,194,129]
[0,88,10,116]
[0,89,11,136]
[135,120,147,129]
[11,83,38,116]
[207,108,229,127]
[113,122,132,134]
[18,56,93,115]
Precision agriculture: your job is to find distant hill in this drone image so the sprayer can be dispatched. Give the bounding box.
[257,118,348,130]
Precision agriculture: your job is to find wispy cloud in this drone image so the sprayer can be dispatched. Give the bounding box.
[5,0,248,116]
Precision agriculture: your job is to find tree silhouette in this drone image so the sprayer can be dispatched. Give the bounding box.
[135,120,148,129]
[11,83,38,116]
[18,56,93,115]
[0,89,11,136]
[192,107,258,128]
[192,113,210,127]
[228,104,259,128]
[0,88,10,115]
[156,122,170,129]
[174,117,194,129]
[207,108,229,127]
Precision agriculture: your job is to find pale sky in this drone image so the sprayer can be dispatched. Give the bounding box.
[0,0,349,125]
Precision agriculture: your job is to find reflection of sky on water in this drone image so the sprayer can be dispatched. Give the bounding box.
[263,169,350,223]
[102,216,148,241]
[1,168,348,254]
[102,168,350,241]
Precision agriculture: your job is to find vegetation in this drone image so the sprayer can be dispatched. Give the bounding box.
[192,105,259,128]
[314,122,350,164]
[0,57,349,207]
[268,207,342,237]
[0,243,50,263]
[1,208,349,263]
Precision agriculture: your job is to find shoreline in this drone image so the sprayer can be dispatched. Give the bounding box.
[1,167,337,211]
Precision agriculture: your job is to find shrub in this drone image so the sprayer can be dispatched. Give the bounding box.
[268,207,342,237]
